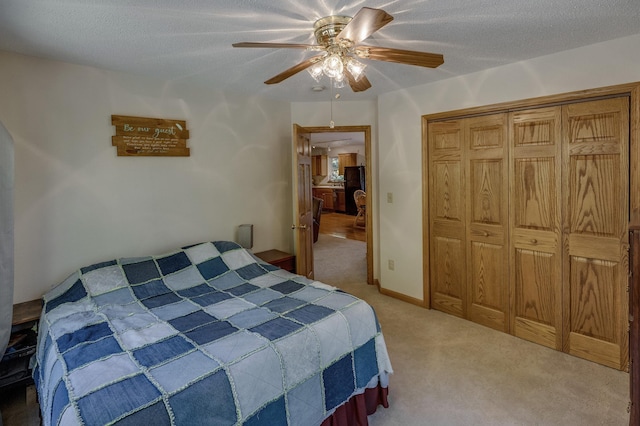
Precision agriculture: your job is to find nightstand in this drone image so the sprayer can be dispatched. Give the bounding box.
[255,249,296,273]
[0,299,43,390]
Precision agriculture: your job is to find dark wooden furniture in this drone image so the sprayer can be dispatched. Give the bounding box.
[254,249,295,273]
[0,299,43,390]
[629,215,640,424]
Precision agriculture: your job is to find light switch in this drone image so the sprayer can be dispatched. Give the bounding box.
[387,192,393,203]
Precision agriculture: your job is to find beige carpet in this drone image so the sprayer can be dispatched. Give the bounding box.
[313,234,630,426]
[314,233,368,285]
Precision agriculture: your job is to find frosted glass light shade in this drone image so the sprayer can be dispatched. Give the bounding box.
[307,62,324,82]
[322,54,344,79]
[346,58,366,81]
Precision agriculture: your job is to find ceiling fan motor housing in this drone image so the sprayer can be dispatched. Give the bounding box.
[314,16,352,47]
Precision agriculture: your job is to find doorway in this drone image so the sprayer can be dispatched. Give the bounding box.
[303,125,373,284]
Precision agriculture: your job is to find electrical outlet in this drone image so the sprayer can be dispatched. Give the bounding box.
[388,259,395,271]
[387,192,393,203]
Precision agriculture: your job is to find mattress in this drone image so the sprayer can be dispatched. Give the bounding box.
[33,241,392,425]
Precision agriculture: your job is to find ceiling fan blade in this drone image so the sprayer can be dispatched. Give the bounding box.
[232,42,319,50]
[347,74,372,92]
[337,7,393,45]
[264,55,325,85]
[356,46,444,68]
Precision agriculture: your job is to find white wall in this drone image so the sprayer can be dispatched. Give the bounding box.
[0,51,292,304]
[377,33,640,301]
[5,32,640,305]
[291,100,379,276]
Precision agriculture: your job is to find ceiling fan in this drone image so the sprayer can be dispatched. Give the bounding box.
[232,7,443,93]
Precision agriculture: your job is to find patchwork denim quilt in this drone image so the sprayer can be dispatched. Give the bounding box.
[33,241,392,425]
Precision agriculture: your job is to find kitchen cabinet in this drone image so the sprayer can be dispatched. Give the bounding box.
[338,153,357,175]
[335,189,345,212]
[313,188,336,211]
[321,192,334,210]
[312,155,327,176]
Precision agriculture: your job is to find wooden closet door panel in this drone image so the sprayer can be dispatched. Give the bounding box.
[510,107,563,350]
[466,114,510,332]
[429,121,466,317]
[563,97,629,370]
[432,229,465,316]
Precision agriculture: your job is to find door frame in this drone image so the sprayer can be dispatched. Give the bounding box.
[296,125,374,284]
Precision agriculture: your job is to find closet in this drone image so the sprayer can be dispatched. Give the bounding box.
[426,96,630,370]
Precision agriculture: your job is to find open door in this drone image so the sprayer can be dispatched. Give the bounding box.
[293,124,314,279]
[295,124,373,284]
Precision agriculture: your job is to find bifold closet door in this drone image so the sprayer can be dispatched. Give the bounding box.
[428,120,466,318]
[427,96,631,370]
[510,107,563,350]
[562,97,629,370]
[465,114,510,332]
[428,114,510,331]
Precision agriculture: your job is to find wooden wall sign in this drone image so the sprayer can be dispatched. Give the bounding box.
[111,115,190,156]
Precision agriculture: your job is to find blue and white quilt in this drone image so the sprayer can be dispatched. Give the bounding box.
[33,241,392,425]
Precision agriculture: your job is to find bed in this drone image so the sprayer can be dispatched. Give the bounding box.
[32,241,392,425]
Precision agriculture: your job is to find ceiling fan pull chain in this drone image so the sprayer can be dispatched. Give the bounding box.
[330,79,335,128]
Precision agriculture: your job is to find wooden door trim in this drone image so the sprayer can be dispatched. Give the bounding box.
[423,81,640,310]
[425,83,640,122]
[300,125,373,285]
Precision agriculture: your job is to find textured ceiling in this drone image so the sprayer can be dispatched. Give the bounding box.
[1,0,639,102]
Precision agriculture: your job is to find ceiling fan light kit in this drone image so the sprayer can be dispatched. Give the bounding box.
[232,7,444,93]
[321,54,343,79]
[346,58,366,81]
[307,15,368,88]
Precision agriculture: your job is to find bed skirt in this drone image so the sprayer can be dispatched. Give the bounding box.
[320,384,389,426]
